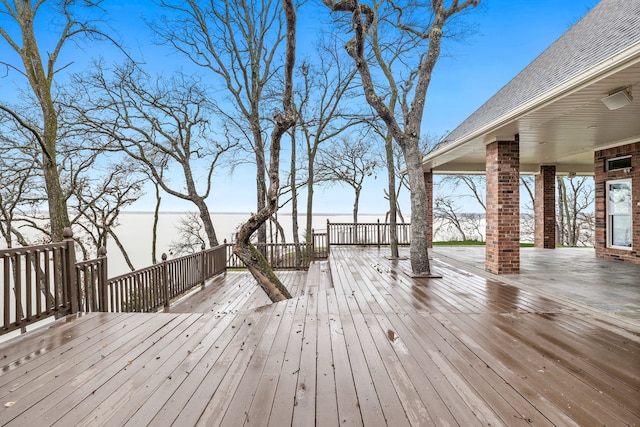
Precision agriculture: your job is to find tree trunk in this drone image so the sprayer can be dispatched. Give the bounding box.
[42,149,71,242]
[193,196,219,247]
[252,126,268,245]
[353,190,360,225]
[19,4,71,243]
[39,69,71,243]
[290,127,302,266]
[402,140,431,275]
[235,243,292,300]
[385,132,399,258]
[152,182,161,264]
[234,145,293,301]
[306,159,315,242]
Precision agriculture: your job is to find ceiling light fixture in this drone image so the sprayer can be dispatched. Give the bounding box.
[601,87,633,110]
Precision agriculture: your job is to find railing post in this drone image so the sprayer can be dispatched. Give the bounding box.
[162,253,170,308]
[377,219,381,249]
[311,229,316,260]
[64,228,79,314]
[201,244,206,289]
[98,246,108,312]
[326,220,331,255]
[224,239,230,269]
[270,243,274,267]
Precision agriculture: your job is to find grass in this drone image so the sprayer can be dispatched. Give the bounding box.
[433,240,486,246]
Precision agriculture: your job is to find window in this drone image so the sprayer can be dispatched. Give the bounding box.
[606,156,632,171]
[607,179,632,249]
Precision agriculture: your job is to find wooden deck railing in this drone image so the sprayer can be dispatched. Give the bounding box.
[106,245,227,313]
[75,247,108,312]
[1,222,409,334]
[1,229,78,335]
[0,229,227,333]
[225,242,316,270]
[327,220,411,247]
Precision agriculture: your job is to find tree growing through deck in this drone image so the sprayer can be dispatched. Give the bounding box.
[233,0,297,303]
[322,0,481,276]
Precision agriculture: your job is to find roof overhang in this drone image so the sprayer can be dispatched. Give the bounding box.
[422,41,640,176]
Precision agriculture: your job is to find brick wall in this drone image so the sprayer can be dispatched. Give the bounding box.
[535,165,556,248]
[594,142,640,264]
[486,140,520,274]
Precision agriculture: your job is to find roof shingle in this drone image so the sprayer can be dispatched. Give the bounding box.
[437,0,640,148]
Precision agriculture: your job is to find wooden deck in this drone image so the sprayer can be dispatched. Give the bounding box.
[1,247,638,426]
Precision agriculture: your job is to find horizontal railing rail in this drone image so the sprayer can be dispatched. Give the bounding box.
[327,220,411,247]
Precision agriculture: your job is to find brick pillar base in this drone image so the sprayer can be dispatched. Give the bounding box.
[486,139,520,274]
[535,165,556,248]
[424,170,433,248]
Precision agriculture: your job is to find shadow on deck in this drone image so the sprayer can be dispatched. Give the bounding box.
[1,247,638,426]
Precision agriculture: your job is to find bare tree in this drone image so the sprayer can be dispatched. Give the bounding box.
[70,64,235,247]
[433,195,468,240]
[322,0,480,275]
[0,0,119,242]
[436,175,537,242]
[233,0,297,303]
[0,122,43,247]
[154,0,289,246]
[433,195,484,241]
[439,175,486,210]
[365,0,433,258]
[557,176,594,246]
[169,212,208,256]
[69,161,144,268]
[294,40,362,241]
[441,174,537,211]
[316,135,380,224]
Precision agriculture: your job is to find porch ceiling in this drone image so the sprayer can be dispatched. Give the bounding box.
[422,45,640,176]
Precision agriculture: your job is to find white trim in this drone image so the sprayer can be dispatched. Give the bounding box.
[606,178,633,250]
[423,41,640,165]
[595,136,640,152]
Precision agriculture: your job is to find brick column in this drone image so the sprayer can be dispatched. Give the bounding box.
[424,170,433,248]
[534,165,556,249]
[486,139,520,274]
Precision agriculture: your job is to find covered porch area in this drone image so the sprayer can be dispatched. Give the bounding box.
[422,0,640,273]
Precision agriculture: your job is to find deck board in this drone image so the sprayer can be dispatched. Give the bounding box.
[1,248,638,426]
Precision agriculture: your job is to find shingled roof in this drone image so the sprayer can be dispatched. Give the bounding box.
[435,0,640,150]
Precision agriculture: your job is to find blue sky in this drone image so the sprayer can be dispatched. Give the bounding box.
[0,0,599,215]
